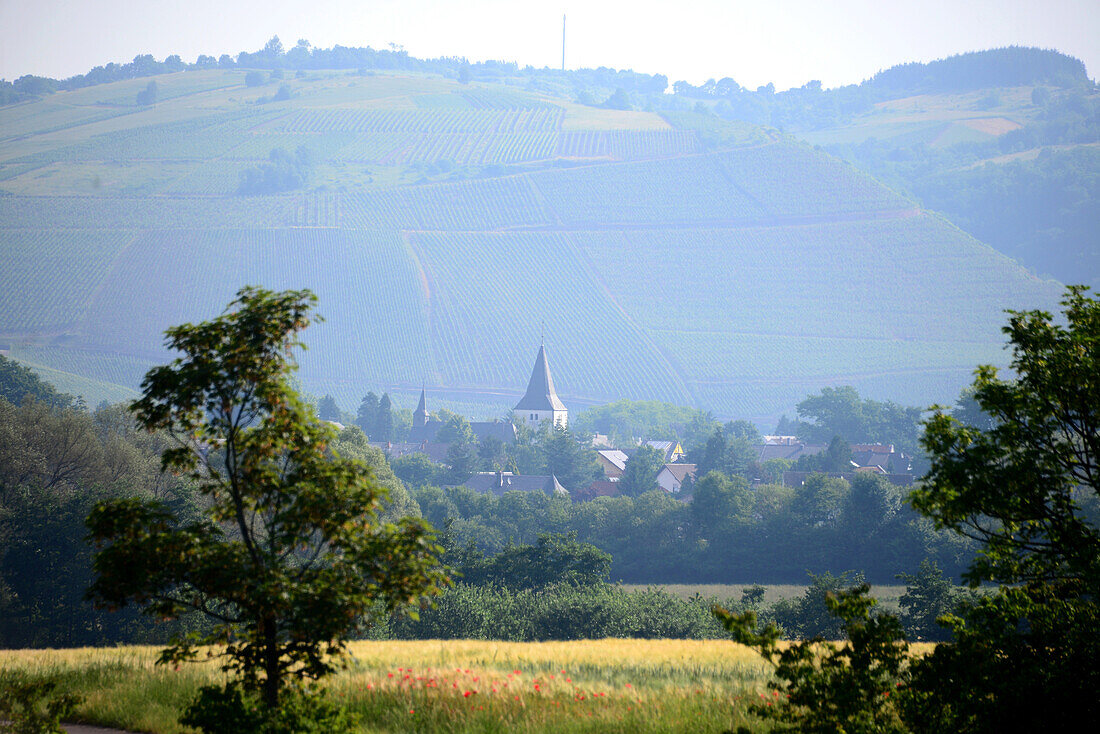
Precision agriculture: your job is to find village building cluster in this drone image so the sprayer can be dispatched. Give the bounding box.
[365,345,914,501]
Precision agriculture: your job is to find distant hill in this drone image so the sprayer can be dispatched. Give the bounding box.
[865,47,1091,98]
[0,62,1064,422]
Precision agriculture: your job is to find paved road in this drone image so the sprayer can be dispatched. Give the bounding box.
[64,725,136,734]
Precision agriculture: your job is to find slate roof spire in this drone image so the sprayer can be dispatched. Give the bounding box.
[514,345,566,412]
[413,387,429,427]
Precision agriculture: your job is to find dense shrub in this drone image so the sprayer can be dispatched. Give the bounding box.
[378,583,729,641]
[180,683,357,734]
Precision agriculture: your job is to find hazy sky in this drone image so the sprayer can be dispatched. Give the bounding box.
[1,0,1097,91]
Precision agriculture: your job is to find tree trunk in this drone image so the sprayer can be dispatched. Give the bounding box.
[262,617,280,709]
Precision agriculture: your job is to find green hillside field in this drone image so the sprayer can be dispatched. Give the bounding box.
[0,67,1063,422]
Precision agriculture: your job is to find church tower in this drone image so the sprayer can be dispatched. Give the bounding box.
[413,388,429,428]
[514,345,567,430]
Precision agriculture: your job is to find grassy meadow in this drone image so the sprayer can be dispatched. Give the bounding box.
[0,640,777,733]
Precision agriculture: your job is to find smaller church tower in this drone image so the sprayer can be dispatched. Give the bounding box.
[514,345,567,430]
[413,388,429,428]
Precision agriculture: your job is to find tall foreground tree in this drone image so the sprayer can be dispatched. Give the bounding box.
[85,287,447,709]
[717,287,1100,732]
[914,284,1099,587]
[905,284,1100,729]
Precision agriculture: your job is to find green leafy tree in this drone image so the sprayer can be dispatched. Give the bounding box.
[435,414,474,445]
[539,424,601,492]
[445,441,478,484]
[135,80,157,106]
[0,356,72,408]
[794,435,852,473]
[483,533,611,589]
[477,435,506,471]
[691,471,751,539]
[914,288,1100,587]
[716,584,909,734]
[0,670,82,734]
[374,393,395,442]
[619,444,663,496]
[316,394,340,422]
[895,559,971,642]
[85,287,447,710]
[355,392,379,437]
[769,570,866,640]
[797,386,922,455]
[906,285,1100,730]
[390,452,442,489]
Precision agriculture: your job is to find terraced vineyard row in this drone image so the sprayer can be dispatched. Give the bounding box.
[529,154,767,225]
[0,101,133,143]
[265,107,564,134]
[654,330,1003,381]
[717,143,913,216]
[0,195,294,228]
[11,112,274,163]
[341,176,553,230]
[75,229,435,387]
[459,88,556,109]
[575,218,1062,342]
[225,129,696,166]
[224,131,359,161]
[0,229,136,332]
[556,130,703,159]
[394,131,559,165]
[410,231,687,403]
[6,345,155,391]
[293,194,340,227]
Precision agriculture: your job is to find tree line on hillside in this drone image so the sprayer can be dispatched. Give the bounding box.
[5,39,1087,118]
[0,35,667,107]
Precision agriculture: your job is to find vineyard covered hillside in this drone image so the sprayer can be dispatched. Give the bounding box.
[0,68,1063,422]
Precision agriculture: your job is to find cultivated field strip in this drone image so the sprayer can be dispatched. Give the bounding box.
[6,345,155,390]
[529,154,768,225]
[572,218,1061,343]
[264,108,564,134]
[410,231,686,403]
[74,229,434,385]
[0,195,295,228]
[458,87,558,109]
[224,131,360,161]
[654,330,1004,381]
[555,130,704,159]
[341,176,554,230]
[9,111,275,163]
[0,229,137,332]
[226,129,693,167]
[716,143,914,216]
[162,160,247,195]
[0,100,135,142]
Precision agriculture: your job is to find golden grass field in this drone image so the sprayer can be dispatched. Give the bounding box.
[0,639,778,733]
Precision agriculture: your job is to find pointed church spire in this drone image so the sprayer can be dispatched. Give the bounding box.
[414,387,429,427]
[514,345,566,413]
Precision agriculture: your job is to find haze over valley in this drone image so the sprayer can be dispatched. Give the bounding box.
[1,41,1094,425]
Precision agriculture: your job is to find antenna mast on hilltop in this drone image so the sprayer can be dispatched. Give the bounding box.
[562,14,566,71]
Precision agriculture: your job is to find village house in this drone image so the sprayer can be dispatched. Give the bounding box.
[595,449,629,479]
[656,463,697,493]
[463,471,569,497]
